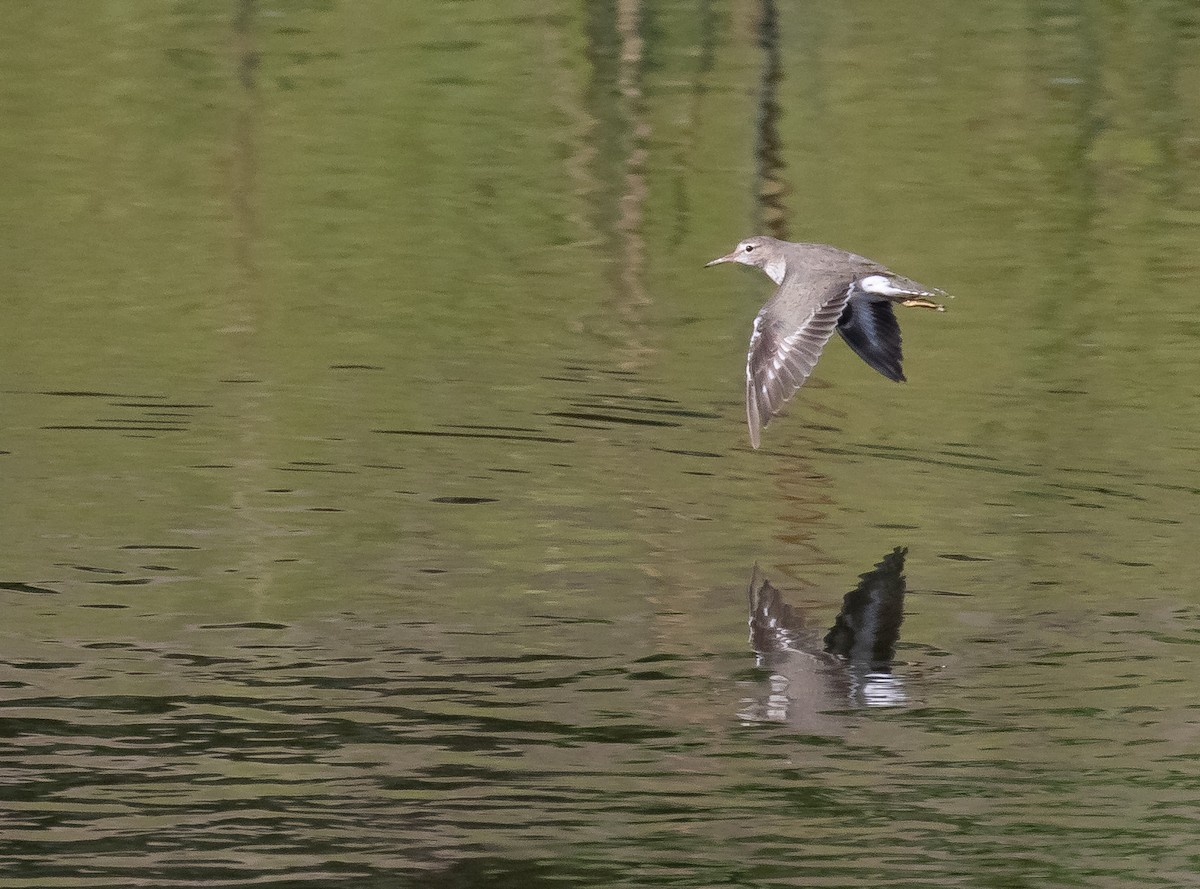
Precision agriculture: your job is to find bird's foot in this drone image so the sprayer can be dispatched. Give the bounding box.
[900,296,946,311]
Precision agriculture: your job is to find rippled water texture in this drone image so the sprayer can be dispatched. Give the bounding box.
[3,1,1200,886]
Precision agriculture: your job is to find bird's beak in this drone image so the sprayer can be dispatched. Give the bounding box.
[705,251,738,268]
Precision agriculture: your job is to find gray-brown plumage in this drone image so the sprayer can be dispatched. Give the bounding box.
[706,236,947,448]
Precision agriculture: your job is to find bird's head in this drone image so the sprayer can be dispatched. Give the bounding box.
[705,236,786,283]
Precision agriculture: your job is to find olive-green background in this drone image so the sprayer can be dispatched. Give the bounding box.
[2,1,1199,885]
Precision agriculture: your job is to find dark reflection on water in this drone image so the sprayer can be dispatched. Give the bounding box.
[743,548,911,728]
[823,546,907,667]
[3,593,1200,885]
[418,858,615,889]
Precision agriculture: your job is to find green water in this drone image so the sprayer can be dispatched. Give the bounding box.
[3,1,1200,886]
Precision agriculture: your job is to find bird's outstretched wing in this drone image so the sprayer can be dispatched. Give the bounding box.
[745,271,945,447]
[745,285,852,449]
[837,296,905,382]
[837,272,945,383]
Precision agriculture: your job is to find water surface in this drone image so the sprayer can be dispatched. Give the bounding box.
[3,1,1200,886]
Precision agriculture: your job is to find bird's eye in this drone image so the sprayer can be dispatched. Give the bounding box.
[744,244,754,253]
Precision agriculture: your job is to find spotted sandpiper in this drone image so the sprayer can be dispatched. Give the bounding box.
[706,236,947,448]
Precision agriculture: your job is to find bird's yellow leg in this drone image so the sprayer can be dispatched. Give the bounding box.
[900,296,946,311]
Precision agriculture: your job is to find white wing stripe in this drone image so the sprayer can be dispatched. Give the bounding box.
[857,274,938,298]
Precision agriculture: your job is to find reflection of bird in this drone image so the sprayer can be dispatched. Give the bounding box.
[706,237,946,447]
[747,566,819,662]
[744,548,910,721]
[822,547,908,669]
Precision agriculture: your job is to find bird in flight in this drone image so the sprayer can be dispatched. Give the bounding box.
[707,236,947,448]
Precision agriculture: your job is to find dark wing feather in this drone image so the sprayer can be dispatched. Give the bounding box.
[823,546,907,666]
[745,287,852,449]
[837,295,906,383]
